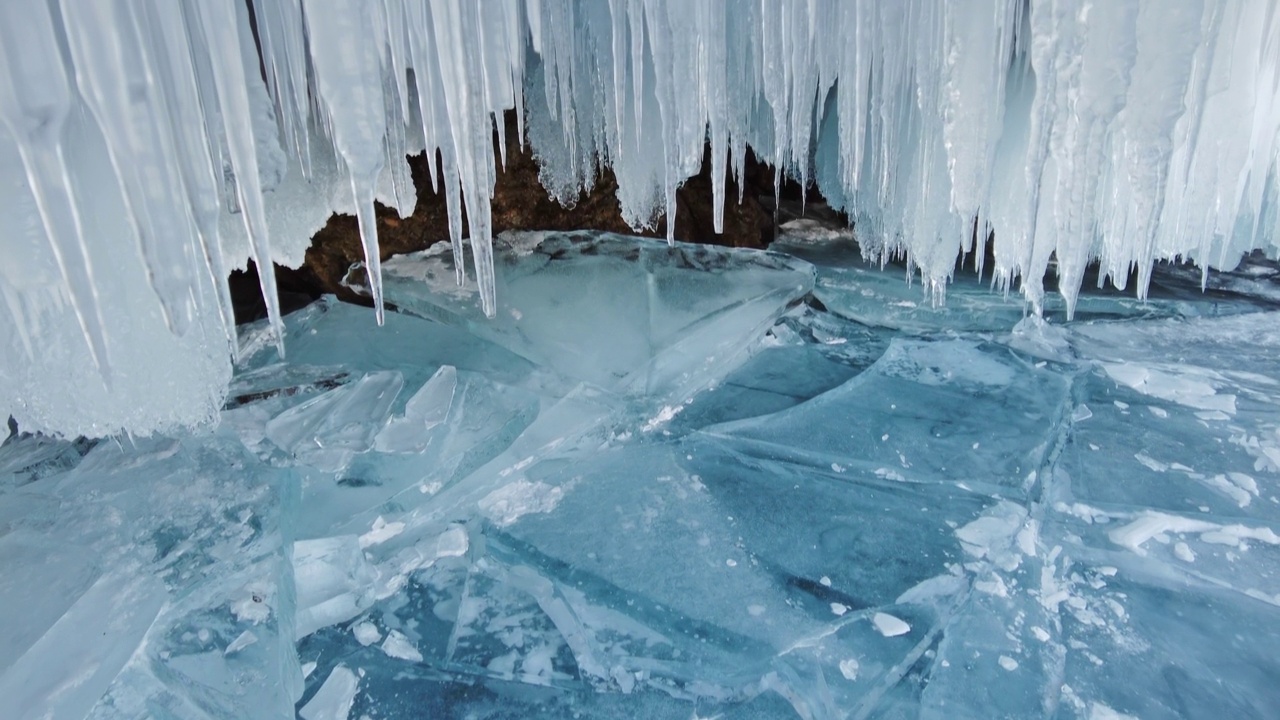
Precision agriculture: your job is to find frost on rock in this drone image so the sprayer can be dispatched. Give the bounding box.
[2,0,1279,437]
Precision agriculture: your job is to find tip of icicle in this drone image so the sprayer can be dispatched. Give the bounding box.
[272,327,287,361]
[95,360,114,392]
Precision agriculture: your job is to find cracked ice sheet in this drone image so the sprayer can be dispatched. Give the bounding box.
[1060,371,1280,525]
[280,369,540,542]
[904,312,1280,719]
[0,430,300,720]
[288,429,1001,717]
[426,438,994,714]
[279,315,1075,716]
[703,337,1070,493]
[348,231,816,400]
[1012,502,1280,719]
[669,305,894,432]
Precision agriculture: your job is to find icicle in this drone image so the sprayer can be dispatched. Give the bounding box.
[0,0,112,381]
[191,0,287,355]
[301,0,389,325]
[699,0,728,234]
[2,0,1280,439]
[61,0,202,338]
[429,0,501,316]
[441,149,466,286]
[140,0,238,356]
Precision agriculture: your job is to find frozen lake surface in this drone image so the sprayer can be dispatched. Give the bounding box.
[3,230,1280,719]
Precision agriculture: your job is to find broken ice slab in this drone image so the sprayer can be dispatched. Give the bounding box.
[224,363,354,411]
[677,440,990,613]
[704,338,1070,492]
[374,365,457,453]
[668,343,860,431]
[1060,312,1280,524]
[0,564,164,720]
[773,232,1033,333]
[228,298,557,539]
[344,382,618,556]
[296,537,473,675]
[266,370,404,472]
[298,665,360,720]
[291,370,540,541]
[1047,497,1280,618]
[0,431,301,720]
[235,297,550,395]
[294,536,379,639]
[0,531,102,677]
[1068,310,1280,383]
[345,231,815,399]
[670,306,893,432]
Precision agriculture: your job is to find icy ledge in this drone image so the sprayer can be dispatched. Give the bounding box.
[1,0,1278,437]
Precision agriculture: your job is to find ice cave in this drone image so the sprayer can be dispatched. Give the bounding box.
[2,0,1279,718]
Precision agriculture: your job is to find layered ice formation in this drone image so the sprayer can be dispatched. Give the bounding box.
[4,230,1280,718]
[1,0,1279,436]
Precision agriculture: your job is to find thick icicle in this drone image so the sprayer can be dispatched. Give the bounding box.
[191,0,287,355]
[302,0,389,325]
[139,0,238,354]
[0,0,112,380]
[60,0,202,338]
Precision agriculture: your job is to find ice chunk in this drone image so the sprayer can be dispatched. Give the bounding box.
[381,630,423,663]
[871,612,911,638]
[479,480,565,527]
[351,621,381,646]
[374,365,457,453]
[955,501,1031,572]
[294,536,379,639]
[358,516,405,549]
[299,665,359,720]
[266,371,404,472]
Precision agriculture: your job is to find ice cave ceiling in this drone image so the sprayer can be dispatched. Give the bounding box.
[0,0,1277,436]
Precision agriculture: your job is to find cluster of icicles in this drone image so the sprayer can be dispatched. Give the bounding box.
[1,0,1278,436]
